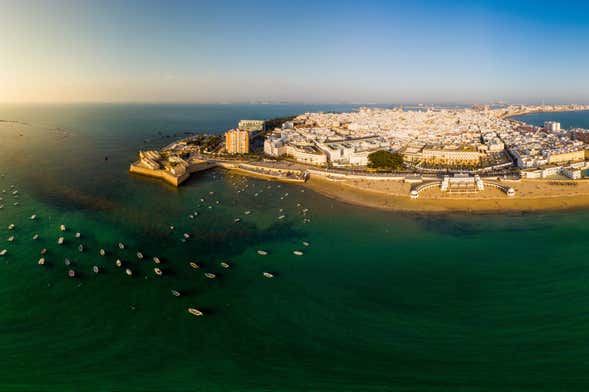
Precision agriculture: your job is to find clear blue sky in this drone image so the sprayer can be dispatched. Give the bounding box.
[1,0,588,104]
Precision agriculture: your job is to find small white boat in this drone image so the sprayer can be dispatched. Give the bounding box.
[8,224,14,230]
[302,241,310,247]
[171,289,181,297]
[277,215,286,220]
[78,244,84,252]
[220,262,230,269]
[170,225,175,230]
[244,211,251,215]
[204,272,216,279]
[189,262,200,269]
[137,252,144,259]
[125,268,133,276]
[92,266,99,273]
[75,232,81,238]
[32,234,39,240]
[60,224,66,232]
[183,233,190,239]
[263,272,274,279]
[115,259,122,267]
[293,250,304,256]
[0,249,7,256]
[154,267,163,276]
[118,242,125,250]
[30,214,37,220]
[38,258,45,265]
[257,250,268,256]
[58,237,64,245]
[40,248,47,255]
[64,258,71,266]
[99,249,106,256]
[153,256,161,264]
[189,214,194,219]
[8,236,14,242]
[68,269,76,278]
[234,218,241,223]
[188,308,203,316]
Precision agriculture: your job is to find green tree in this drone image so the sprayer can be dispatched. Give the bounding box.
[367,150,404,169]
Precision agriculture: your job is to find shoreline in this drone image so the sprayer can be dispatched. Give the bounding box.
[303,176,589,214]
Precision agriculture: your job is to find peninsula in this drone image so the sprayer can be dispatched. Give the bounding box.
[130,104,589,212]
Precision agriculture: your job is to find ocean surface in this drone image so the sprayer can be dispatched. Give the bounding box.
[1,104,589,391]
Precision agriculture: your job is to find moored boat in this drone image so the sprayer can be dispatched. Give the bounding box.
[125,268,133,276]
[154,267,163,276]
[40,248,47,255]
[92,265,99,273]
[302,241,310,247]
[64,258,71,266]
[30,214,37,220]
[118,242,125,249]
[8,224,14,230]
[8,236,14,242]
[137,252,144,259]
[263,272,274,278]
[78,244,84,252]
[99,249,106,256]
[171,289,181,297]
[58,237,64,245]
[257,250,268,256]
[115,259,122,267]
[234,218,241,223]
[293,250,304,256]
[38,258,45,265]
[220,262,230,269]
[204,272,216,279]
[0,249,6,256]
[187,308,203,316]
[75,232,81,238]
[68,269,76,278]
[189,262,200,269]
[60,224,66,232]
[32,234,39,240]
[153,256,161,264]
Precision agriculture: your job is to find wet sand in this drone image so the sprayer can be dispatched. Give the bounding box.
[305,176,589,213]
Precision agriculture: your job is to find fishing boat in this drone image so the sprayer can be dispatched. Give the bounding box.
[60,224,66,232]
[263,272,274,278]
[118,242,125,249]
[115,259,122,267]
[125,268,133,276]
[38,258,45,265]
[171,289,181,297]
[68,269,76,278]
[78,244,84,252]
[0,249,6,256]
[58,237,64,245]
[257,250,268,256]
[302,241,310,247]
[99,249,106,256]
[8,236,14,242]
[30,214,37,220]
[189,262,200,269]
[92,266,99,273]
[154,267,163,276]
[293,250,304,256]
[32,234,39,240]
[204,272,216,279]
[75,232,81,238]
[153,256,161,264]
[137,252,144,259]
[234,218,241,223]
[40,248,47,255]
[64,258,71,266]
[187,308,203,316]
[220,262,230,269]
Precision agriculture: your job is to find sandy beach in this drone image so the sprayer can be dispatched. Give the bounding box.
[304,176,589,213]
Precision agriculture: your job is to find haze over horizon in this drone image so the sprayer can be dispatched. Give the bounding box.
[2,0,589,105]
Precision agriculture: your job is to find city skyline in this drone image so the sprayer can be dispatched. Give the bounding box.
[2,0,589,104]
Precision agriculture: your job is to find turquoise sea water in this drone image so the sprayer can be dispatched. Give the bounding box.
[1,105,589,391]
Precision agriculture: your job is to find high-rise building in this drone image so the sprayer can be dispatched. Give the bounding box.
[225,129,249,154]
[544,121,561,132]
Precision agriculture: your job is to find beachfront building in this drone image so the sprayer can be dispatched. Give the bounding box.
[225,129,249,154]
[421,145,483,165]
